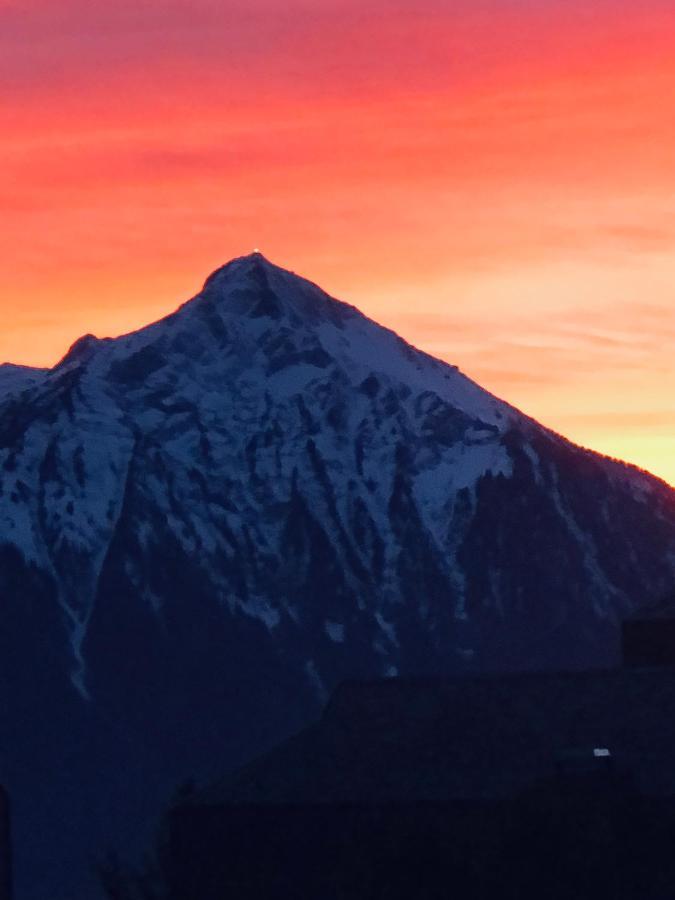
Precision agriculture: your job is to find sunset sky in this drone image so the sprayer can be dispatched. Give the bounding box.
[2,0,675,483]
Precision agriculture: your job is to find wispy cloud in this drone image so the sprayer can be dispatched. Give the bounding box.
[2,0,675,481]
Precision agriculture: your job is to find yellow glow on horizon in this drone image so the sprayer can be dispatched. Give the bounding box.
[2,0,674,486]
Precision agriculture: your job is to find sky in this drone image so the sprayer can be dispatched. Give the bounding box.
[2,0,675,483]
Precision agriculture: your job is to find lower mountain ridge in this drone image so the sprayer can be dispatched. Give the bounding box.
[2,252,675,898]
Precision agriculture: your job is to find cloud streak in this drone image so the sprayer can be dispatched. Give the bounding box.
[2,0,675,482]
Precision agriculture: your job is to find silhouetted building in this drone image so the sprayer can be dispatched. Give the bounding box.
[165,669,675,900]
[622,601,675,667]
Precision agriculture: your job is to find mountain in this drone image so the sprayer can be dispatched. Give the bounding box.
[2,252,675,898]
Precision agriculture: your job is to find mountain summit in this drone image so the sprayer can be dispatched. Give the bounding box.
[2,255,675,898]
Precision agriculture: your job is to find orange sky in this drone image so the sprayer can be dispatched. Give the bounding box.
[2,0,675,483]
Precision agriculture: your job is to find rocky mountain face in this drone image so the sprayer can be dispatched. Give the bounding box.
[2,253,675,898]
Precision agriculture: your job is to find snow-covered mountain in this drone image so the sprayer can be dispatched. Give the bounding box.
[2,252,675,898]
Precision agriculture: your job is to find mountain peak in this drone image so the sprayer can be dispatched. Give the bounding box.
[56,333,108,369]
[201,250,279,291]
[197,252,356,329]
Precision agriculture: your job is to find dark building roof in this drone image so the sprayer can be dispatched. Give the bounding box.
[623,618,675,667]
[193,667,675,808]
[167,669,675,900]
[624,595,675,620]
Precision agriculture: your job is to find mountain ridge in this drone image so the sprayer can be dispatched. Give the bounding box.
[1,252,673,695]
[4,251,666,487]
[2,253,675,899]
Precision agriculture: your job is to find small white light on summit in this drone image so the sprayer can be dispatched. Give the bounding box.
[253,248,261,254]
